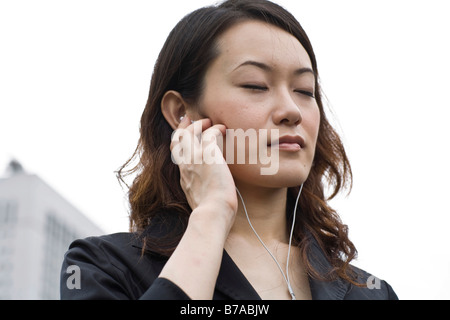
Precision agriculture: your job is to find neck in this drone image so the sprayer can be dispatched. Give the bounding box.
[229,181,289,245]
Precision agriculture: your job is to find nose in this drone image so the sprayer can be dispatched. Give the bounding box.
[271,89,302,126]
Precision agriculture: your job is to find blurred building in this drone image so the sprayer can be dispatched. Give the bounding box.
[0,159,104,299]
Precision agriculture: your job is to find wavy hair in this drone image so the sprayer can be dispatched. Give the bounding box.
[117,0,358,284]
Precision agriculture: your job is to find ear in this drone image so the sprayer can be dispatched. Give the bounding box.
[161,90,189,130]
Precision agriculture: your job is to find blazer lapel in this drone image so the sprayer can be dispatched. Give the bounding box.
[214,250,261,300]
[216,242,350,300]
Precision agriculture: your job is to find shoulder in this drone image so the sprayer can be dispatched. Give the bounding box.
[307,234,398,300]
[68,232,140,252]
[64,232,141,264]
[344,264,399,300]
[62,231,160,272]
[61,232,164,299]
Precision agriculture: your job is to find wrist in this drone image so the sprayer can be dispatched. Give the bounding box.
[189,204,235,240]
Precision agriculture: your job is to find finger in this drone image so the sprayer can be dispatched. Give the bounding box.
[201,125,227,165]
[210,124,227,136]
[172,119,226,164]
[179,118,213,149]
[170,129,189,165]
[181,117,213,131]
[201,125,226,143]
[195,118,213,132]
[171,116,199,150]
[171,118,196,163]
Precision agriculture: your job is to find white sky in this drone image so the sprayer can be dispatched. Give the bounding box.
[1,0,449,300]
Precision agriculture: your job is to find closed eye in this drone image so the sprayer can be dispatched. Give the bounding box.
[295,90,315,98]
[241,84,268,91]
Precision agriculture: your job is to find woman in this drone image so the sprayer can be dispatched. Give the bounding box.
[61,0,398,300]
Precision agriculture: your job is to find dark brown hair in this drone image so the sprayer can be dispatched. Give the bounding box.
[117,0,358,284]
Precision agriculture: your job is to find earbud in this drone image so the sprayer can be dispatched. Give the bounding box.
[179,115,195,124]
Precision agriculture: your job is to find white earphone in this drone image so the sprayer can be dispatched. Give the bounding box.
[235,184,304,300]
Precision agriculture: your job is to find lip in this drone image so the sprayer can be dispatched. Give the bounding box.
[269,135,305,151]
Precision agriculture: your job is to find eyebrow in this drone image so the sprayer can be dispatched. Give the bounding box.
[232,60,315,77]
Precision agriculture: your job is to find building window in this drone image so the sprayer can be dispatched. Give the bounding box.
[42,212,79,300]
[0,199,18,226]
[0,199,17,298]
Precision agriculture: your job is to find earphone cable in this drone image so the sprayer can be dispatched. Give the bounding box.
[235,184,304,300]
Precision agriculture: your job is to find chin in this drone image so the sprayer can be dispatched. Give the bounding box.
[264,171,309,188]
[232,164,311,189]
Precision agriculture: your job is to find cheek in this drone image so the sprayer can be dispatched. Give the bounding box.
[302,106,321,142]
[201,94,265,130]
[199,89,233,123]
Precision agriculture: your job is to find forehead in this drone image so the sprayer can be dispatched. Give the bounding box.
[215,20,313,72]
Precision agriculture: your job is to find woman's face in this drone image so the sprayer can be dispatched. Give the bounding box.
[195,20,320,188]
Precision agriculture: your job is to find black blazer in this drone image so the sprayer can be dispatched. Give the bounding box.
[60,230,398,300]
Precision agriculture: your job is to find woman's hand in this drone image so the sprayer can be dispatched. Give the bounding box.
[161,116,237,299]
[171,116,237,231]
